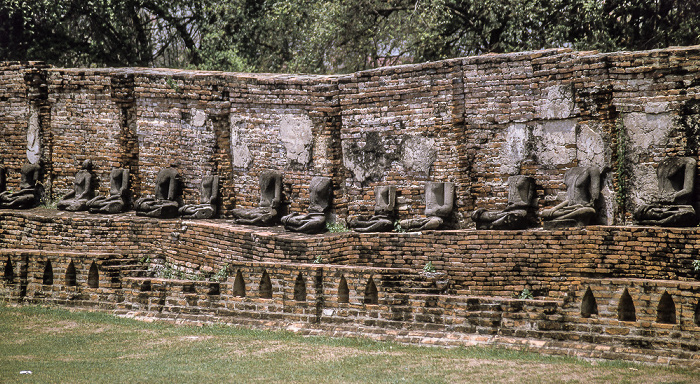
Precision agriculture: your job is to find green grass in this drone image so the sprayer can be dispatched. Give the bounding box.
[0,305,696,383]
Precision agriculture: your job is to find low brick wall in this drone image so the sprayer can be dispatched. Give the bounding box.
[0,210,698,368]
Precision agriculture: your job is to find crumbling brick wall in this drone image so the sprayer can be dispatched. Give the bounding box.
[0,46,699,222]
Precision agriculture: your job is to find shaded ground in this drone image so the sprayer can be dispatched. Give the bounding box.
[0,305,696,384]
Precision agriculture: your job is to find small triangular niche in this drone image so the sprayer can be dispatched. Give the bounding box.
[43,260,53,286]
[656,291,676,324]
[87,262,99,288]
[4,256,14,283]
[617,288,636,322]
[65,260,77,287]
[233,269,246,297]
[580,287,598,318]
[338,275,349,304]
[259,270,272,299]
[293,273,306,302]
[363,277,378,305]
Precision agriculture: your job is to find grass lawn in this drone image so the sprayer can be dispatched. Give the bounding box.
[0,305,696,383]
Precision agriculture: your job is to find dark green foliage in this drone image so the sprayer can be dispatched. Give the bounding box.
[3,0,700,73]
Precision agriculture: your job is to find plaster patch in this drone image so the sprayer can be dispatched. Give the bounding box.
[401,135,437,175]
[644,102,669,114]
[342,131,400,183]
[533,119,576,167]
[576,123,606,167]
[191,109,207,127]
[230,117,252,168]
[279,114,314,165]
[27,103,41,164]
[624,113,673,160]
[537,85,574,119]
[629,163,659,210]
[499,123,530,175]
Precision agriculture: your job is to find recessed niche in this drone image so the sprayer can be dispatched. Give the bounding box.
[4,256,14,283]
[617,288,636,322]
[182,283,196,293]
[42,260,53,286]
[65,261,77,287]
[259,270,272,299]
[87,262,99,288]
[233,269,246,297]
[656,291,676,324]
[580,287,598,318]
[208,282,220,296]
[338,275,349,304]
[694,301,700,326]
[293,273,306,302]
[140,280,152,292]
[363,277,378,305]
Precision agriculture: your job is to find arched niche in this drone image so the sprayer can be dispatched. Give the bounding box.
[656,291,676,324]
[338,275,349,304]
[42,260,53,286]
[233,269,246,297]
[65,260,77,287]
[363,277,378,305]
[617,288,636,322]
[293,273,306,302]
[4,256,14,284]
[87,262,99,288]
[259,270,272,299]
[580,286,598,318]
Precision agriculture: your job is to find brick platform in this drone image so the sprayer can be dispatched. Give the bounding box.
[0,209,698,368]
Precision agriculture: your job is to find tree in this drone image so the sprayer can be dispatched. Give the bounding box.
[0,0,207,68]
[2,0,699,73]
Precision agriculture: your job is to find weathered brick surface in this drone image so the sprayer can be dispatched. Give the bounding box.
[2,46,700,367]
[2,46,698,223]
[1,210,699,367]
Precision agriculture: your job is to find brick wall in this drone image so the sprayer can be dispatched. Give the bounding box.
[2,230,698,368]
[2,210,698,299]
[2,46,698,224]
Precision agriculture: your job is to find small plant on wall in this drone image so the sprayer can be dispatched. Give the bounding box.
[518,288,534,300]
[614,117,629,219]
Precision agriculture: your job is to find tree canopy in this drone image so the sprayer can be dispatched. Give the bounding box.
[2,0,699,74]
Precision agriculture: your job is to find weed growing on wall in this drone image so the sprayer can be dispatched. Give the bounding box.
[693,259,700,272]
[614,117,629,217]
[147,258,229,282]
[518,288,534,300]
[165,76,181,93]
[39,195,58,209]
[326,221,349,233]
[423,261,436,273]
[210,264,229,282]
[393,220,406,233]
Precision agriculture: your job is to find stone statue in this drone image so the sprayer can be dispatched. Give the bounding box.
[0,162,43,209]
[179,175,219,219]
[87,168,130,214]
[57,160,97,212]
[399,182,454,231]
[281,176,331,234]
[232,170,282,226]
[348,185,396,232]
[134,166,183,218]
[540,166,600,229]
[472,175,537,230]
[634,157,697,227]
